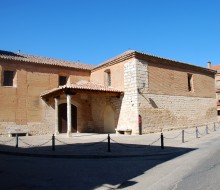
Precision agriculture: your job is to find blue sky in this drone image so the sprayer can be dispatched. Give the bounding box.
[1,0,220,67]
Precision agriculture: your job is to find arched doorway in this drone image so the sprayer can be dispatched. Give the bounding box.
[104,105,115,133]
[58,103,77,133]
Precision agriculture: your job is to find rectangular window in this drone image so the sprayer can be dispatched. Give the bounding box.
[59,76,67,86]
[187,73,193,92]
[217,110,220,116]
[3,70,15,86]
[107,72,111,86]
[104,69,111,87]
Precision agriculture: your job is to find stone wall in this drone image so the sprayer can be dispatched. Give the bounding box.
[136,58,217,134]
[91,95,121,133]
[139,94,217,133]
[116,58,139,133]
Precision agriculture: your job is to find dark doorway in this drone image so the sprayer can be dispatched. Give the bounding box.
[58,103,77,133]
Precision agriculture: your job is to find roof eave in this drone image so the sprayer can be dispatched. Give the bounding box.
[0,56,93,71]
[40,88,124,100]
[92,51,216,75]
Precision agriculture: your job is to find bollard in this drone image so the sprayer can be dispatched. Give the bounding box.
[196,127,199,138]
[52,134,55,151]
[161,133,164,149]
[214,123,216,131]
[107,134,111,152]
[206,125,209,135]
[15,133,18,148]
[182,130,184,143]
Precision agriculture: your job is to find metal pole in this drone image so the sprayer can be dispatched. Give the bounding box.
[182,130,184,143]
[196,127,199,138]
[108,134,111,152]
[161,133,164,149]
[16,133,18,148]
[52,134,55,151]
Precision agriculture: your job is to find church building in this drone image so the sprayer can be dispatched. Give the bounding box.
[0,50,217,136]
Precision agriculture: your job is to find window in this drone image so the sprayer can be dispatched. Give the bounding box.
[187,73,193,92]
[59,76,67,86]
[104,69,111,86]
[217,110,220,116]
[3,70,15,86]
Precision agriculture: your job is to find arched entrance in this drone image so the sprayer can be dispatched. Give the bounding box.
[104,105,115,133]
[58,103,77,133]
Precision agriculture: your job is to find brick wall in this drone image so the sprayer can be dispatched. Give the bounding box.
[109,57,217,134]
[91,60,125,90]
[137,59,217,134]
[0,60,90,135]
[147,62,215,98]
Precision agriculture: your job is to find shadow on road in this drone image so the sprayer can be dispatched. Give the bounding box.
[0,141,196,190]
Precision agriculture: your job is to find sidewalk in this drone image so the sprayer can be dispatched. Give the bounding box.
[0,125,219,158]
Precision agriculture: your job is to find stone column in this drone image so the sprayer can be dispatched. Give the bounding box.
[54,97,59,135]
[67,94,72,137]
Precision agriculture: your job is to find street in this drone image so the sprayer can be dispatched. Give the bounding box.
[125,134,220,190]
[0,150,187,190]
[0,132,220,189]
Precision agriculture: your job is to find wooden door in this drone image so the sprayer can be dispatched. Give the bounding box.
[58,103,77,133]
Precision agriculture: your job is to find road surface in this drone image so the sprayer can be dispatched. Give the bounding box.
[0,134,220,189]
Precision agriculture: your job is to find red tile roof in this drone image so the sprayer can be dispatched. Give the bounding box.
[41,81,123,98]
[93,50,216,74]
[210,65,220,71]
[0,50,94,70]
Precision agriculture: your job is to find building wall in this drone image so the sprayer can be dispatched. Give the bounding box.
[111,58,217,134]
[139,94,216,133]
[90,61,125,90]
[0,60,90,135]
[147,62,215,98]
[214,72,220,121]
[137,59,217,134]
[0,56,217,136]
[91,95,121,133]
[115,58,140,133]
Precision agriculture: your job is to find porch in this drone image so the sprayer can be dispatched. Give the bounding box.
[41,81,123,137]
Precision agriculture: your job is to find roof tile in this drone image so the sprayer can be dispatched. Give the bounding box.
[41,81,123,97]
[0,50,94,70]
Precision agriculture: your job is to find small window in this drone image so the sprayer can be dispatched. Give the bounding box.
[187,73,193,92]
[217,110,220,116]
[59,76,67,86]
[104,69,111,86]
[3,70,15,86]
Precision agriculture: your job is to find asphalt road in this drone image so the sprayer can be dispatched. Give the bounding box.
[125,135,220,190]
[0,135,220,190]
[174,141,220,190]
[0,151,188,190]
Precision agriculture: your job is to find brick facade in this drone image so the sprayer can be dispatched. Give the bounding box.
[0,50,217,135]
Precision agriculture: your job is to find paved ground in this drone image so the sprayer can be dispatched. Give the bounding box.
[0,124,220,189]
[0,124,218,158]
